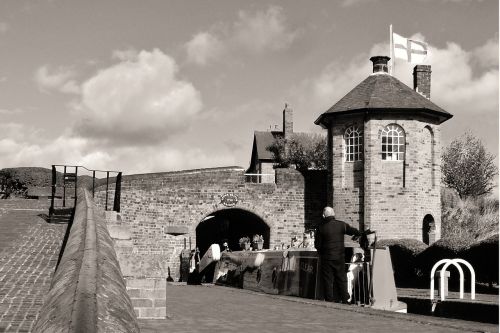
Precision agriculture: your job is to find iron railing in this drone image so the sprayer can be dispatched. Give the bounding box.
[49,164,122,218]
[345,261,371,306]
[244,173,275,184]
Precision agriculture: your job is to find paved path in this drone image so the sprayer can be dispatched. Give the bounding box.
[139,285,499,333]
[0,201,66,333]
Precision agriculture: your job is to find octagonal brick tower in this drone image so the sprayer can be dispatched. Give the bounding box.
[315,56,453,244]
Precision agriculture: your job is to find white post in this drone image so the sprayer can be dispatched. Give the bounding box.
[441,261,465,301]
[430,259,450,300]
[453,259,476,300]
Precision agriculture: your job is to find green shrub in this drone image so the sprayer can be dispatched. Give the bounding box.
[378,238,428,287]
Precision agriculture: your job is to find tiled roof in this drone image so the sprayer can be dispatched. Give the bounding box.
[254,131,282,160]
[315,73,452,125]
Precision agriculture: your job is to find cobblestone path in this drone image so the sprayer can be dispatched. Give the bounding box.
[140,285,499,333]
[0,204,66,333]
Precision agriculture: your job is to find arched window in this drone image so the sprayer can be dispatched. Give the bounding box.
[344,126,363,162]
[381,124,405,161]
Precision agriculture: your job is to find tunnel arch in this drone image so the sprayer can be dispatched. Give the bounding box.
[195,208,271,257]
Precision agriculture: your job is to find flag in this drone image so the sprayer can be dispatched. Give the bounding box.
[392,32,428,64]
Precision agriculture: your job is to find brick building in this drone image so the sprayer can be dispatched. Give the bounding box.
[315,56,453,244]
[247,104,294,183]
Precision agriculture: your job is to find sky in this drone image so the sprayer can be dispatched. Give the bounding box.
[0,0,498,183]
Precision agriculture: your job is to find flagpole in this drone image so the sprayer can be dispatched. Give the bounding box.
[390,24,394,75]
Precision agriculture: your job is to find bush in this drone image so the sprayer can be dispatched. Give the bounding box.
[378,239,428,287]
[441,192,499,242]
[416,237,471,278]
[464,234,499,286]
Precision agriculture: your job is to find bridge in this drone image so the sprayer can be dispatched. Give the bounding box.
[0,167,497,332]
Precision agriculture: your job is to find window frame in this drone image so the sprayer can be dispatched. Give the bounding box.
[381,124,406,161]
[344,125,363,162]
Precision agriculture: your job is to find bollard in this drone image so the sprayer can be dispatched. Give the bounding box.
[435,270,450,298]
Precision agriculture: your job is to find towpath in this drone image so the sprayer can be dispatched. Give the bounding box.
[140,285,498,333]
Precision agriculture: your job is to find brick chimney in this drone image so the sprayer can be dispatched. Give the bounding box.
[370,56,390,74]
[413,65,431,99]
[283,103,293,139]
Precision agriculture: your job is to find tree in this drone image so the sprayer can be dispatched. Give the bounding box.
[442,132,497,199]
[266,133,327,171]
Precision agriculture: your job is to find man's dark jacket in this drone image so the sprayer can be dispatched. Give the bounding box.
[315,216,360,260]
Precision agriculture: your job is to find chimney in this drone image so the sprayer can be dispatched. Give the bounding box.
[370,56,390,74]
[413,65,431,99]
[283,103,293,139]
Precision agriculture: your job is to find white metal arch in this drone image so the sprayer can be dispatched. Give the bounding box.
[430,258,476,301]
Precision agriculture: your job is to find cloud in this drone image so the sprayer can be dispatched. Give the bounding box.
[341,0,377,7]
[34,65,80,94]
[72,49,203,146]
[0,122,236,174]
[233,6,297,53]
[0,22,8,34]
[292,35,498,152]
[112,48,139,61]
[472,37,499,68]
[185,32,224,66]
[0,108,25,115]
[184,5,298,65]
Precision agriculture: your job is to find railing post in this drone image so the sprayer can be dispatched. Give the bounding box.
[63,166,67,207]
[113,172,122,213]
[105,171,109,211]
[50,165,56,217]
[92,170,96,197]
[74,167,78,207]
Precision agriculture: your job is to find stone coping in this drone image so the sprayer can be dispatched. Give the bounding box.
[32,188,139,333]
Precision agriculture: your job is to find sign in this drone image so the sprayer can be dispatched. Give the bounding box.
[220,193,238,207]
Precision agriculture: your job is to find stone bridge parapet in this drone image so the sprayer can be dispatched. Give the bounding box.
[32,188,139,333]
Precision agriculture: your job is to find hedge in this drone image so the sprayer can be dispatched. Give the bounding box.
[378,239,428,287]
[463,234,499,286]
[416,237,471,276]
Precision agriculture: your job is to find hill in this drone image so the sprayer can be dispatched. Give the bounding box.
[0,167,109,197]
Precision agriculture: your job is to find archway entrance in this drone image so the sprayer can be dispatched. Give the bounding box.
[422,214,435,245]
[196,208,270,257]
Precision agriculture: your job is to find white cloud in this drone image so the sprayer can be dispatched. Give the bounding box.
[34,65,80,94]
[234,6,297,53]
[184,6,298,65]
[293,36,498,153]
[185,32,224,66]
[472,37,499,68]
[112,48,139,61]
[0,122,235,174]
[73,49,203,146]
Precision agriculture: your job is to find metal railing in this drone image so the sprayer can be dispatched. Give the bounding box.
[49,165,122,218]
[346,261,372,306]
[244,173,275,184]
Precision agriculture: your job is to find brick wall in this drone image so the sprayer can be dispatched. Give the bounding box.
[327,113,442,242]
[95,167,327,281]
[364,115,441,241]
[329,115,365,228]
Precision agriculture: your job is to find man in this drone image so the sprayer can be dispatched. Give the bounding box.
[315,206,361,303]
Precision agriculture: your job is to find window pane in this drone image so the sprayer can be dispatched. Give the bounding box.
[382,153,386,160]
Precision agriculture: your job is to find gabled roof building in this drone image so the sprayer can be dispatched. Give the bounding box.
[247,105,293,183]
